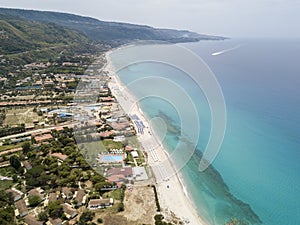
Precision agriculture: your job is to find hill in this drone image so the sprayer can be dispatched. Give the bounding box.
[0,13,103,55]
[0,8,225,46]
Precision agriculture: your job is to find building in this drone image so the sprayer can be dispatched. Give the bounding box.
[125,145,134,151]
[63,203,78,219]
[22,160,32,170]
[28,188,44,200]
[107,167,133,184]
[109,122,131,131]
[107,167,133,177]
[48,192,58,203]
[100,96,114,102]
[24,214,43,225]
[88,198,113,209]
[15,199,28,217]
[61,187,73,200]
[34,133,53,143]
[6,188,24,202]
[131,151,139,158]
[0,161,10,168]
[113,135,125,142]
[47,218,63,225]
[74,189,86,207]
[99,130,114,139]
[133,167,149,181]
[50,153,68,162]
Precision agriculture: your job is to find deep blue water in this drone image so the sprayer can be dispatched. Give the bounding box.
[110,39,300,225]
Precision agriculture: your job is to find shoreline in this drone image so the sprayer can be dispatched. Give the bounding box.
[104,50,207,225]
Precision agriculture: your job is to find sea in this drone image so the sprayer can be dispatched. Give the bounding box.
[109,38,300,225]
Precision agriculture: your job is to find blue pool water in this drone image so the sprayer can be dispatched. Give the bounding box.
[101,155,123,162]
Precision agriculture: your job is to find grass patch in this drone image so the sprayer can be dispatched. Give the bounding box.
[0,143,23,152]
[0,180,13,190]
[136,150,145,165]
[4,107,42,126]
[0,166,17,177]
[127,152,134,163]
[102,139,123,150]
[126,136,141,149]
[79,141,106,165]
[103,188,122,200]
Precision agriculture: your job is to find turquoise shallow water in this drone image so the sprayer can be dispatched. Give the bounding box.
[110,39,300,225]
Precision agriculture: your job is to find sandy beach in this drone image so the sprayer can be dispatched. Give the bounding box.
[105,51,207,225]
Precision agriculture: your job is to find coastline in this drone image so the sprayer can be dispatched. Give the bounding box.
[104,49,207,225]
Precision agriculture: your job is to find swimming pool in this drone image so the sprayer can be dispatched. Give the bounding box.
[99,154,124,163]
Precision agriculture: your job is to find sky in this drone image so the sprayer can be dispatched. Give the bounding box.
[1,0,300,38]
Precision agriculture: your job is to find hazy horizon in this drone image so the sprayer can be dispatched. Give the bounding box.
[1,0,300,38]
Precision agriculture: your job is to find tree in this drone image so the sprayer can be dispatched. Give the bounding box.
[97,218,103,224]
[9,155,21,170]
[94,182,112,192]
[79,211,95,223]
[0,192,15,225]
[90,174,106,184]
[154,214,173,225]
[53,113,57,124]
[0,206,15,225]
[28,195,41,207]
[48,200,63,219]
[12,174,18,182]
[22,142,31,154]
[38,211,48,222]
[117,203,124,212]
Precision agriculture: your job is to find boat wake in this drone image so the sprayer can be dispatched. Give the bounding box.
[212,44,243,56]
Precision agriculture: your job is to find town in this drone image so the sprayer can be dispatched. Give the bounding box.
[0,52,177,225]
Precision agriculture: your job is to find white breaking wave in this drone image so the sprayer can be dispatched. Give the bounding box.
[212,44,243,56]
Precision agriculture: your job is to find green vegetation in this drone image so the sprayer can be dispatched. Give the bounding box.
[152,185,161,212]
[0,142,23,152]
[103,188,122,200]
[154,214,174,225]
[0,109,5,126]
[0,124,25,137]
[38,211,48,222]
[94,182,112,192]
[117,202,124,212]
[79,211,95,225]
[28,195,41,207]
[48,200,63,219]
[3,107,41,126]
[0,180,13,190]
[9,155,21,171]
[102,139,124,150]
[0,166,18,177]
[0,13,94,55]
[22,141,31,154]
[0,8,224,48]
[0,192,15,225]
[0,13,105,77]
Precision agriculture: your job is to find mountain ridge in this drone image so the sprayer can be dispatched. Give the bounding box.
[0,8,226,46]
[0,13,102,55]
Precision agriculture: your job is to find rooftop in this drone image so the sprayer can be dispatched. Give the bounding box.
[15,199,28,216]
[34,133,53,142]
[50,152,68,161]
[24,214,43,225]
